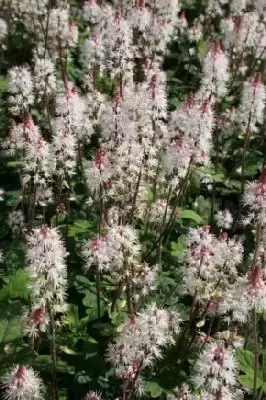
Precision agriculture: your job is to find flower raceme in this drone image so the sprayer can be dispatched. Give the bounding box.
[26,225,68,314]
[107,304,181,392]
[192,342,242,400]
[2,365,45,400]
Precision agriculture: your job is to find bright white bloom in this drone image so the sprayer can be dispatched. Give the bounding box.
[107,304,180,389]
[85,148,112,195]
[83,0,102,25]
[8,66,34,115]
[164,136,192,182]
[149,200,172,226]
[48,8,69,43]
[0,188,5,201]
[84,392,102,400]
[55,83,93,142]
[80,34,105,72]
[219,263,266,323]
[243,170,266,225]
[215,209,233,230]
[5,115,40,157]
[182,226,243,302]
[239,73,265,133]
[230,0,247,15]
[221,11,266,59]
[103,10,133,76]
[26,225,68,313]
[129,1,152,32]
[134,262,157,296]
[33,58,56,101]
[192,342,241,400]
[18,0,48,15]
[0,18,7,41]
[201,40,229,98]
[168,94,214,167]
[2,365,45,400]
[82,235,110,273]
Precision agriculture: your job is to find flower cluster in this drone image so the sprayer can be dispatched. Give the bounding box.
[25,225,68,337]
[107,304,180,392]
[2,365,45,400]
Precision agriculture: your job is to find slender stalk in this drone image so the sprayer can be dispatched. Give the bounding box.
[49,307,59,400]
[130,167,142,223]
[96,182,104,319]
[253,308,259,399]
[144,163,191,259]
[96,272,101,320]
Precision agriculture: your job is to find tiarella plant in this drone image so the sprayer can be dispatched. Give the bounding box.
[0,0,266,399]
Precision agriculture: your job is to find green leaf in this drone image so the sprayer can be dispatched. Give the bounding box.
[59,345,79,356]
[144,381,165,397]
[68,219,90,237]
[236,349,264,390]
[262,350,266,381]
[0,269,30,302]
[0,75,8,92]
[5,190,20,206]
[6,161,24,169]
[177,209,203,224]
[239,372,264,390]
[170,234,187,257]
[0,303,25,344]
[197,40,207,54]
[33,355,75,375]
[236,349,254,372]
[63,304,80,329]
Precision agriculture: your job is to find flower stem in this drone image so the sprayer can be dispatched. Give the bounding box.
[253,307,259,399]
[49,307,59,400]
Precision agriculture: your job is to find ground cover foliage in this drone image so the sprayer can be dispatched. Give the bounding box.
[0,0,266,399]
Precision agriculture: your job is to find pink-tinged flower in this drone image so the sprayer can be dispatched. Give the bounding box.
[82,235,110,273]
[243,169,266,225]
[24,306,49,338]
[107,304,180,391]
[33,57,56,101]
[85,149,112,195]
[8,66,34,116]
[149,199,172,227]
[215,209,233,230]
[230,0,247,15]
[102,9,132,76]
[192,342,240,399]
[221,11,266,60]
[56,202,67,215]
[168,93,214,169]
[2,365,45,400]
[68,20,78,47]
[84,392,102,400]
[183,226,243,303]
[83,0,102,25]
[80,33,105,73]
[201,40,229,98]
[26,225,68,313]
[239,72,265,133]
[134,262,157,296]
